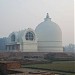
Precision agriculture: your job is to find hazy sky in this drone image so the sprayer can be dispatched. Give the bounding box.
[0,0,74,46]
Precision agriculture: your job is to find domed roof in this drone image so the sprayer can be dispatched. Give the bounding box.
[35,13,62,41]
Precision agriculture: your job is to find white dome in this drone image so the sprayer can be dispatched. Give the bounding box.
[35,13,63,52]
[35,13,62,41]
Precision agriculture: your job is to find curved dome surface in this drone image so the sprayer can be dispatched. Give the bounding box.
[35,14,62,41]
[35,13,63,52]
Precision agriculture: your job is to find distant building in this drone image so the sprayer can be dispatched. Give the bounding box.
[1,13,63,52]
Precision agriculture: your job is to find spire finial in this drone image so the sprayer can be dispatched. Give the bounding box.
[44,13,51,21]
[46,13,49,18]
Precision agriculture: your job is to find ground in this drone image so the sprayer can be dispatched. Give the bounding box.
[22,61,75,75]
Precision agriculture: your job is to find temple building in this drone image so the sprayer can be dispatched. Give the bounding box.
[5,13,63,52]
[6,28,37,52]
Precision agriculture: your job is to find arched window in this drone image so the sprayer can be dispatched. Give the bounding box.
[25,32,34,40]
[11,34,15,42]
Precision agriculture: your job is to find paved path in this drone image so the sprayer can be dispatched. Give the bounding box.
[8,68,58,75]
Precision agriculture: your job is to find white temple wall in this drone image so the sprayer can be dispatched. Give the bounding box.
[22,42,37,52]
[38,41,63,52]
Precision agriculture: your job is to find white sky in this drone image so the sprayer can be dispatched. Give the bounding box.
[0,0,74,46]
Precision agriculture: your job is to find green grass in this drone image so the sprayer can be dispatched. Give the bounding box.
[23,61,75,72]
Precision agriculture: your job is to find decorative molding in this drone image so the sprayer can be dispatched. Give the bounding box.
[38,41,62,42]
[39,46,63,48]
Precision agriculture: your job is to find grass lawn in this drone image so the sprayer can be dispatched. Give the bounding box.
[23,61,75,73]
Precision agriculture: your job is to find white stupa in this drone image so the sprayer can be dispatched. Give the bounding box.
[35,13,63,52]
[5,13,63,52]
